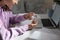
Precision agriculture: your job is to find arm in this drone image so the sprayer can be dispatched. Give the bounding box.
[0,19,29,40]
[9,14,26,24]
[0,18,37,40]
[9,12,35,24]
[0,14,28,40]
[8,25,28,39]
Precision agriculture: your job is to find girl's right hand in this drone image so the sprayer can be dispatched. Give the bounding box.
[28,20,37,30]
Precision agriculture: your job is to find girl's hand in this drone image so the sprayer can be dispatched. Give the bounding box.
[28,20,37,30]
[23,12,35,20]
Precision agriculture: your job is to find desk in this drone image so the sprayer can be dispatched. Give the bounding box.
[10,30,60,40]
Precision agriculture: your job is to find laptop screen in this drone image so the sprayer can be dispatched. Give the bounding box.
[51,4,60,25]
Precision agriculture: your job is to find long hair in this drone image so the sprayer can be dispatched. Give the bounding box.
[0,34,3,40]
[0,0,2,1]
[0,0,11,11]
[1,5,11,11]
[0,0,3,40]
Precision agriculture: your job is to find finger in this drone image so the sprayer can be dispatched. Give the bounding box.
[31,24,37,26]
[29,12,35,16]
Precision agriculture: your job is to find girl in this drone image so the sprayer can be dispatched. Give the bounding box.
[0,0,37,40]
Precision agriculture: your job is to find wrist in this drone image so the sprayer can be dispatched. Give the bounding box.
[28,24,33,30]
[23,15,27,20]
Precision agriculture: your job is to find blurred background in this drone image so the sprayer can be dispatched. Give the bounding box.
[12,0,53,14]
[11,0,60,40]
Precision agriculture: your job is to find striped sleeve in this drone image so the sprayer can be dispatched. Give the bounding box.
[3,25,28,40]
[9,25,28,37]
[0,19,29,40]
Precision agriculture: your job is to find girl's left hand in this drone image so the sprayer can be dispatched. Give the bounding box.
[23,12,35,20]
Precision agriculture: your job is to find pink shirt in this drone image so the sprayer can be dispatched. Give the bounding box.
[0,7,29,40]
